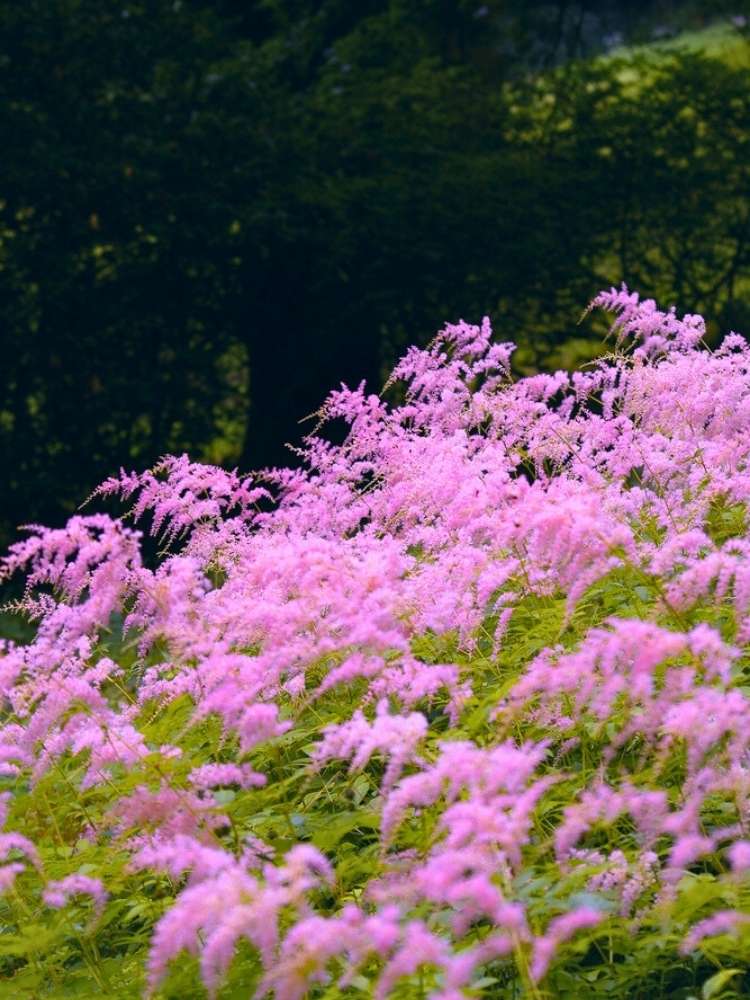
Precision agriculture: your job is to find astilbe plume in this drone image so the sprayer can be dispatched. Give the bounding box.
[43,874,108,916]
[4,286,750,996]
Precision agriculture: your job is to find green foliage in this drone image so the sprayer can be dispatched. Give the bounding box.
[1,4,750,543]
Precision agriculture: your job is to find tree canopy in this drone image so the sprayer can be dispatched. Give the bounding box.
[0,0,749,541]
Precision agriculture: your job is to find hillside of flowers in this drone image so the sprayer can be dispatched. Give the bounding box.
[3,288,750,998]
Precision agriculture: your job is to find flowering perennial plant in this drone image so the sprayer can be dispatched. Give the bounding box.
[3,289,750,997]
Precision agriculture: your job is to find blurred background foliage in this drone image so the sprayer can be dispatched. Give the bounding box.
[1,0,750,543]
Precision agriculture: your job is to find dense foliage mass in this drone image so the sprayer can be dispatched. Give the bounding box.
[3,290,750,997]
[1,0,749,540]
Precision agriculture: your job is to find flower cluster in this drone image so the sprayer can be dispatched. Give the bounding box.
[2,286,750,996]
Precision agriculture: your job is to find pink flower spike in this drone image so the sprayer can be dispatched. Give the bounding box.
[531,908,603,982]
[43,875,108,916]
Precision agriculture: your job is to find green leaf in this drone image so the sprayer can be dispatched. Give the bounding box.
[702,969,742,999]
[0,934,26,957]
[311,810,380,851]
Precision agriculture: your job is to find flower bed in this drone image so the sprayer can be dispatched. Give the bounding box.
[2,288,750,997]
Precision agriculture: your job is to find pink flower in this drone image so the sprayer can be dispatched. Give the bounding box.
[681,911,750,954]
[314,700,428,790]
[728,840,750,872]
[530,908,603,982]
[43,875,108,916]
